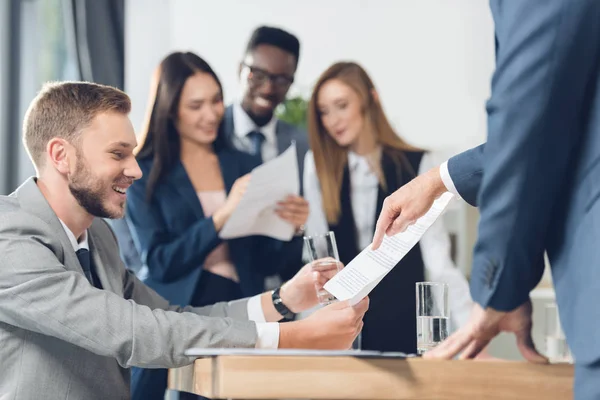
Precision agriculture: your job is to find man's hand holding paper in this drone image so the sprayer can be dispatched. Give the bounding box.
[323,192,455,305]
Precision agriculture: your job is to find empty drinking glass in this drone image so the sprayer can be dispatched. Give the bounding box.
[416,282,449,354]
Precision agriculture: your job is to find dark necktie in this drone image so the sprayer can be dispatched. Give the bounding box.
[247,130,265,159]
[76,248,95,286]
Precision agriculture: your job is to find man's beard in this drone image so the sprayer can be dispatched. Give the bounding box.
[68,157,125,219]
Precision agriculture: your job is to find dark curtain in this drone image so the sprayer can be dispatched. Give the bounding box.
[1,0,21,194]
[64,0,125,89]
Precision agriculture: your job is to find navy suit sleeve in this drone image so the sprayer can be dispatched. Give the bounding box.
[447,144,485,207]
[471,0,600,310]
[126,178,222,283]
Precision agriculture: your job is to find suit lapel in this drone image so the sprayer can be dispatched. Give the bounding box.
[165,151,239,222]
[166,161,206,220]
[87,223,117,293]
[16,178,87,276]
[223,105,236,145]
[275,120,291,155]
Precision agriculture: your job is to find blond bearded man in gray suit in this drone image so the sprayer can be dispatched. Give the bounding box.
[0,82,368,400]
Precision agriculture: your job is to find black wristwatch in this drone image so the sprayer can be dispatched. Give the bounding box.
[272,286,296,321]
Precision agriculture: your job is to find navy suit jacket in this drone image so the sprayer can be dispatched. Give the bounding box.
[125,148,289,307]
[447,0,600,364]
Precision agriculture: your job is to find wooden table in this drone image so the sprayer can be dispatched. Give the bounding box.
[168,355,574,399]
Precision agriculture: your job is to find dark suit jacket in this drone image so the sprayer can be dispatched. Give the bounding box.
[446,0,600,365]
[125,148,290,307]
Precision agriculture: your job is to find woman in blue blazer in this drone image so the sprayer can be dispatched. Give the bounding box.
[125,52,307,400]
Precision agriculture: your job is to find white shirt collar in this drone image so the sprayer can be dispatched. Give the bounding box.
[232,102,277,145]
[58,219,89,252]
[348,151,366,172]
[348,148,382,173]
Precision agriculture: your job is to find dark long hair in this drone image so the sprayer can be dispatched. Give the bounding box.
[135,51,226,200]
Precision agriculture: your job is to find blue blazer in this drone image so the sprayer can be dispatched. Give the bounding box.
[447,0,600,366]
[125,148,294,307]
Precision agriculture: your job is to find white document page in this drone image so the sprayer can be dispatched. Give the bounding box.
[219,143,299,241]
[323,192,454,305]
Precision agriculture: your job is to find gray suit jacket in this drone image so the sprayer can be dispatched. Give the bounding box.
[0,178,257,400]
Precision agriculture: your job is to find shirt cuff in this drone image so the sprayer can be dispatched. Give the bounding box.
[247,294,280,349]
[255,322,280,349]
[439,161,461,198]
[247,294,266,322]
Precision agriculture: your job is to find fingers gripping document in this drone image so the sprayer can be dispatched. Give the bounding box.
[323,192,455,305]
[219,143,299,241]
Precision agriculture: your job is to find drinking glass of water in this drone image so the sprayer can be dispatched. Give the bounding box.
[545,302,573,363]
[303,232,342,305]
[304,232,361,350]
[416,282,449,355]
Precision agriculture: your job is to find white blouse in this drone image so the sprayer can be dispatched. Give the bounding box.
[303,150,473,330]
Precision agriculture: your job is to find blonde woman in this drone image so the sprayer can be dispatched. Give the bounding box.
[304,62,472,353]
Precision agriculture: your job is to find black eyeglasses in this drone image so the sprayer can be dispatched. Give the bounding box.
[242,63,294,89]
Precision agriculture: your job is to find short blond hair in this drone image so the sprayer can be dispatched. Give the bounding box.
[23,81,131,169]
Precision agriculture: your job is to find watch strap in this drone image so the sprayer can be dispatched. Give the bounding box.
[272,286,296,321]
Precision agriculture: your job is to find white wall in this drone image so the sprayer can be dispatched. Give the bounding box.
[126,0,495,154]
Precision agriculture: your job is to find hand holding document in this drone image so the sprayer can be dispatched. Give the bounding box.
[219,143,299,241]
[323,192,454,305]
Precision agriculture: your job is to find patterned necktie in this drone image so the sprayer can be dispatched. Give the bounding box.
[247,130,265,159]
[76,248,95,286]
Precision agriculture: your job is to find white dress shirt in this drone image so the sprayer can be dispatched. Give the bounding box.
[58,220,280,348]
[303,151,473,329]
[232,102,279,161]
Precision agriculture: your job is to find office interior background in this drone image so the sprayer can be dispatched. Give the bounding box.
[0,0,555,359]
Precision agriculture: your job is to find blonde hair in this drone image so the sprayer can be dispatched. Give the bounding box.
[23,81,131,169]
[307,62,419,224]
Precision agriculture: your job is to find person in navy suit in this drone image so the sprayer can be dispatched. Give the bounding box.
[125,52,309,400]
[373,1,600,398]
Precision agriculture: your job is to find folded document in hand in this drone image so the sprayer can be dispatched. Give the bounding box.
[323,192,455,305]
[219,143,299,241]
